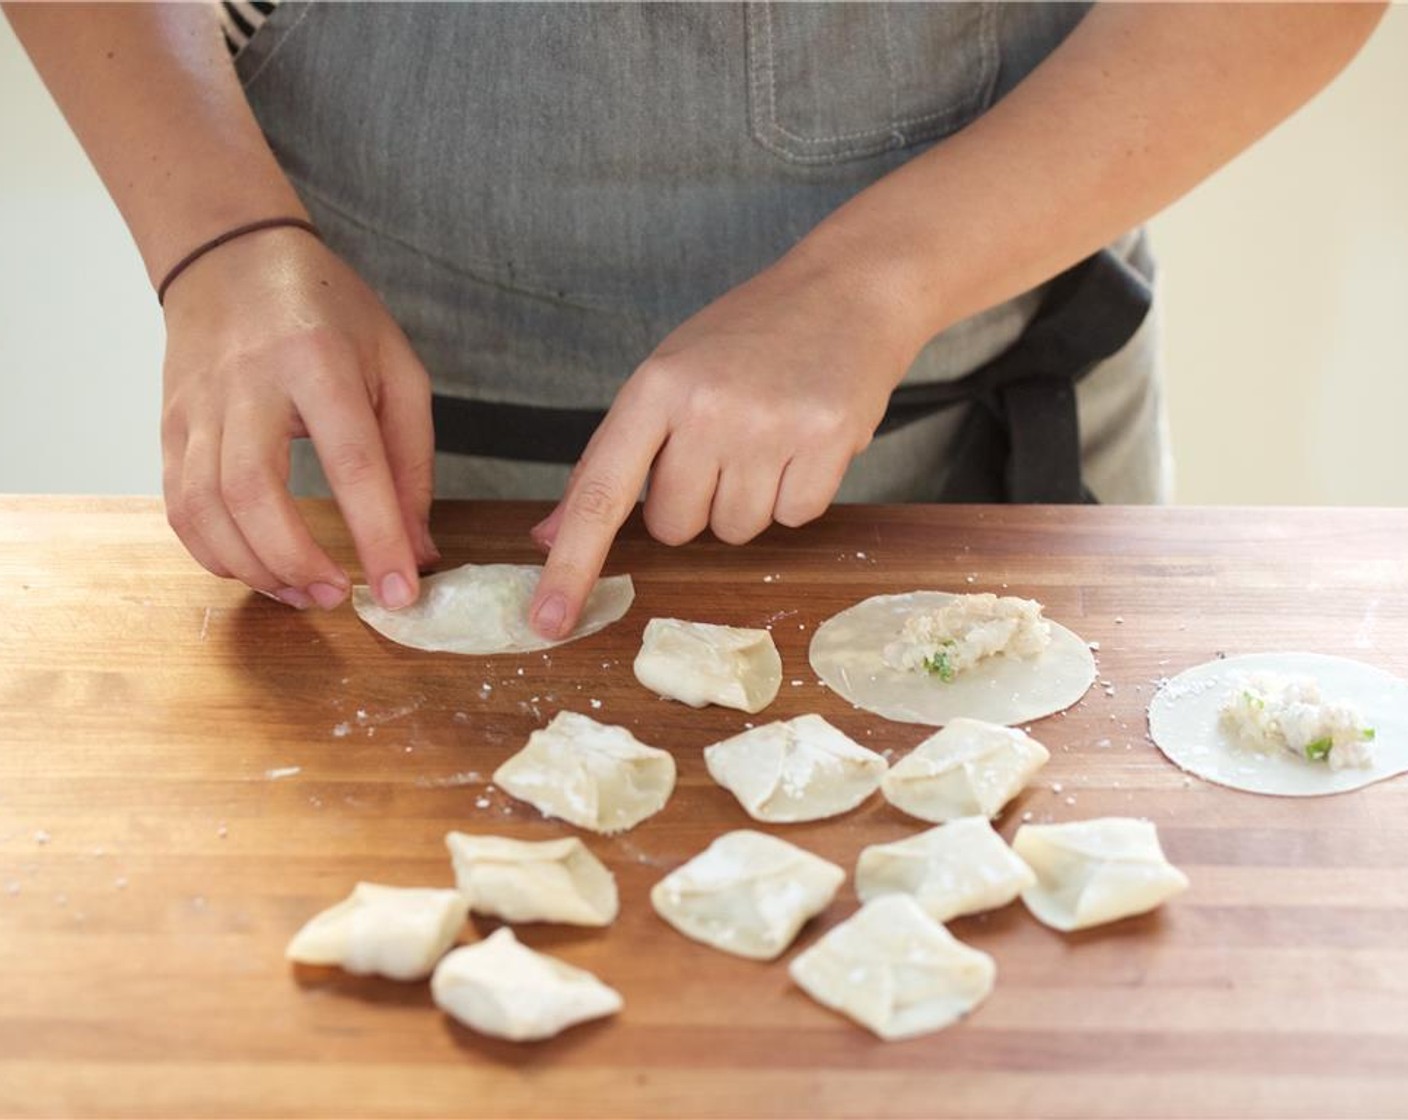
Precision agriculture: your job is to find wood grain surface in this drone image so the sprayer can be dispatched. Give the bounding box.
[2,497,1407,1119]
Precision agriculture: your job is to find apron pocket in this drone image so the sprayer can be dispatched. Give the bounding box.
[746,2,1000,165]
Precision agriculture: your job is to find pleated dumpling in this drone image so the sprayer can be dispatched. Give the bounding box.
[789,894,996,1041]
[446,833,619,926]
[1013,817,1189,931]
[704,713,887,823]
[633,617,782,714]
[431,928,622,1041]
[285,882,468,981]
[855,816,1035,923]
[650,830,844,960]
[882,717,1049,823]
[493,710,676,834]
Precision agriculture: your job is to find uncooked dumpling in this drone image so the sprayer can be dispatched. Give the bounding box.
[353,562,634,654]
[703,713,887,823]
[1013,817,1189,932]
[285,882,468,981]
[809,591,1095,726]
[881,717,1050,823]
[789,894,996,1041]
[431,927,622,1041]
[493,710,676,834]
[1148,652,1408,796]
[650,830,844,960]
[855,816,1035,923]
[445,833,618,926]
[633,618,781,714]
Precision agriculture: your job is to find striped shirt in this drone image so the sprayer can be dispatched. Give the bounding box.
[217,0,278,56]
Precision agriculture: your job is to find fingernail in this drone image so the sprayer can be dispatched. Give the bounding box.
[532,593,568,638]
[530,520,557,551]
[275,587,313,610]
[380,571,415,610]
[308,581,346,610]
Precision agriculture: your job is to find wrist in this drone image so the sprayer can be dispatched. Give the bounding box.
[781,206,954,372]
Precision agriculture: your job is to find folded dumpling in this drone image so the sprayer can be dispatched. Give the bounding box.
[882,717,1049,823]
[789,894,996,1041]
[285,882,468,981]
[493,710,676,834]
[431,927,623,1041]
[1013,817,1190,931]
[446,833,618,926]
[855,816,1035,923]
[704,713,887,823]
[353,562,634,654]
[633,617,782,714]
[650,830,844,960]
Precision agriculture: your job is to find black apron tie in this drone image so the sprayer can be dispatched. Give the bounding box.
[430,248,1152,504]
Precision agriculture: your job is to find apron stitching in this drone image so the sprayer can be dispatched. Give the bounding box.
[881,4,901,129]
[755,2,971,148]
[292,177,627,310]
[237,2,316,91]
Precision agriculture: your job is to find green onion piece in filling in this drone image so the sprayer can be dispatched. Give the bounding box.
[1305,737,1334,762]
[1363,728,1377,742]
[924,650,956,682]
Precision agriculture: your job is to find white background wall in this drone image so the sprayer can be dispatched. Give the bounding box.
[1,8,1405,503]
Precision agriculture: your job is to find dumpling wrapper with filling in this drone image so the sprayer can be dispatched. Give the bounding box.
[353,562,634,654]
[704,713,887,823]
[633,617,782,714]
[809,591,1095,727]
[882,717,1050,823]
[445,833,619,926]
[651,830,844,960]
[789,894,996,1041]
[431,927,622,1042]
[493,710,676,834]
[285,882,469,981]
[1148,651,1408,797]
[855,816,1036,923]
[1013,817,1189,932]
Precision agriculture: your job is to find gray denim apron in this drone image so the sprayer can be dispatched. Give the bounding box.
[236,2,1171,506]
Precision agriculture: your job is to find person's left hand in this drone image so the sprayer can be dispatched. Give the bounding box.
[526,245,925,640]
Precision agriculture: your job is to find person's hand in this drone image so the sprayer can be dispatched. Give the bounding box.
[527,245,924,639]
[160,227,438,610]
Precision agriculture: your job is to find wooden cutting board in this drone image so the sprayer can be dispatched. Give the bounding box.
[2,497,1407,1119]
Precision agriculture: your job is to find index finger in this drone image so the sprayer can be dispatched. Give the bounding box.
[530,405,665,640]
[291,374,421,610]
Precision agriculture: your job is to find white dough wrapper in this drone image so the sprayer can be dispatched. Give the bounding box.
[855,817,1036,924]
[493,710,677,834]
[808,591,1096,727]
[445,833,619,926]
[789,894,996,1041]
[285,882,469,981]
[633,618,782,714]
[1147,651,1408,797]
[704,713,887,823]
[1013,818,1188,932]
[431,927,622,1042]
[353,562,634,654]
[650,830,845,960]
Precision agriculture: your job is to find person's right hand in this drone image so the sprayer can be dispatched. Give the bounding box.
[160,225,438,611]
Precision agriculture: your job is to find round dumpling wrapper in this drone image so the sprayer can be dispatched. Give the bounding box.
[1148,652,1408,797]
[354,563,634,654]
[808,591,1096,727]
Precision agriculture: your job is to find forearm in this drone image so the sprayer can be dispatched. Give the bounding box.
[795,2,1387,354]
[2,1,306,288]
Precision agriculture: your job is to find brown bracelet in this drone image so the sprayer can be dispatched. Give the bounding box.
[156,217,321,306]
